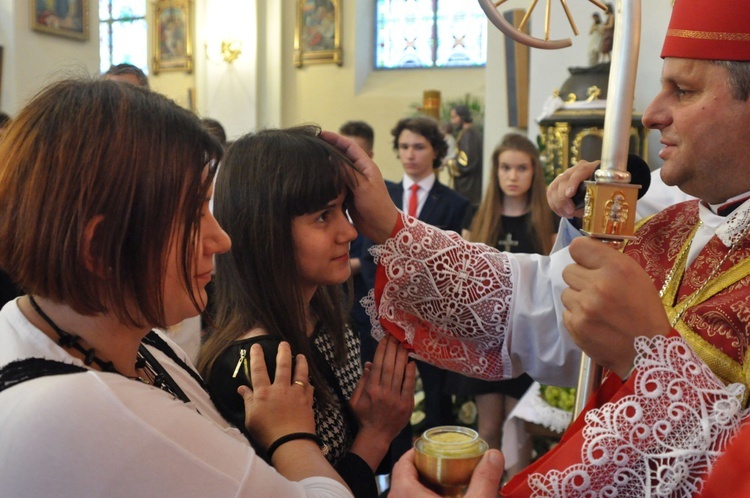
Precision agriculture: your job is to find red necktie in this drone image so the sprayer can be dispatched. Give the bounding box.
[408,184,419,218]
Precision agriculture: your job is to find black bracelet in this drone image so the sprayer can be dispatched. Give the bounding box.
[266,432,325,461]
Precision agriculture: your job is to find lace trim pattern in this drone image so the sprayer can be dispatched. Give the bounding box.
[528,335,745,497]
[717,200,750,247]
[363,213,513,380]
[529,387,574,434]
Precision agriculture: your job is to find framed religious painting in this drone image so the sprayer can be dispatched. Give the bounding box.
[152,0,193,74]
[294,0,343,67]
[31,0,90,40]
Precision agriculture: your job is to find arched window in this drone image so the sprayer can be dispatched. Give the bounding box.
[99,1,148,74]
[376,0,487,69]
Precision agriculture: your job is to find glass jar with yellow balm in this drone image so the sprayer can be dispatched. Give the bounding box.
[414,425,489,497]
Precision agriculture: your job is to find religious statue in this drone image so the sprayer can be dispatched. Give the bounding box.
[603,191,629,235]
[599,3,615,62]
[588,13,603,66]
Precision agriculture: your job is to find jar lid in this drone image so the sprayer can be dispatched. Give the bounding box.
[415,425,487,458]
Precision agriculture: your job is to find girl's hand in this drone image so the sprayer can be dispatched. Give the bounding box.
[240,342,316,448]
[349,335,417,470]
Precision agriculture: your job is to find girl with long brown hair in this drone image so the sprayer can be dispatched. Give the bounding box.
[198,126,415,498]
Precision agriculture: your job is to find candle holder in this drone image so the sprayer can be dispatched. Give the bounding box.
[414,425,488,497]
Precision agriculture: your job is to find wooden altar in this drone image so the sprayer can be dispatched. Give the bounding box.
[539,109,649,178]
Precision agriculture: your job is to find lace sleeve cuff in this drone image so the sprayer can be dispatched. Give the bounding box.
[517,334,746,497]
[362,212,513,380]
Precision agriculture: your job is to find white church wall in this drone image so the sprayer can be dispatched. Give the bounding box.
[0,0,99,115]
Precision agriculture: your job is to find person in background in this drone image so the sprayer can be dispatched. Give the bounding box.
[198,126,415,498]
[0,78,352,497]
[447,104,483,206]
[446,133,556,467]
[377,116,471,471]
[323,0,750,494]
[201,117,228,149]
[339,120,374,159]
[103,62,149,88]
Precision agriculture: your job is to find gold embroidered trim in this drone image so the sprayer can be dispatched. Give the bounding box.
[635,211,750,405]
[659,223,702,306]
[669,257,750,408]
[667,29,750,42]
[622,214,653,252]
[676,320,749,407]
[633,214,652,233]
[674,258,750,315]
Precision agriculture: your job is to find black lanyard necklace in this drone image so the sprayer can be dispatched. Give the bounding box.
[28,295,190,403]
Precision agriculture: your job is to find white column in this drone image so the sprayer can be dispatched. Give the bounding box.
[195,0,258,141]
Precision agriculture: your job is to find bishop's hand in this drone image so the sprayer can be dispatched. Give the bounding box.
[560,237,672,379]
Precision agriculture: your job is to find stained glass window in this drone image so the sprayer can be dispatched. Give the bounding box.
[99,0,148,75]
[375,0,487,69]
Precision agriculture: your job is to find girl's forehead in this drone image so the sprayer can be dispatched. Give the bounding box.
[499,150,531,163]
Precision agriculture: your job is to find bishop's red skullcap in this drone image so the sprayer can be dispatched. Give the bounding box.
[661,0,750,61]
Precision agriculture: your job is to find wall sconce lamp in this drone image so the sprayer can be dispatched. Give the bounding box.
[220,40,242,63]
[205,38,243,64]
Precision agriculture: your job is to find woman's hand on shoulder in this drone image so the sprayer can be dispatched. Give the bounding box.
[242,342,352,490]
[349,335,417,470]
[240,342,315,448]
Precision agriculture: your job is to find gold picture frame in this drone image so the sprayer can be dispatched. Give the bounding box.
[31,0,89,41]
[152,0,193,75]
[294,0,343,68]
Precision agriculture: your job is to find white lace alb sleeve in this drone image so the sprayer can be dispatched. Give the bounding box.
[528,335,745,497]
[363,213,580,384]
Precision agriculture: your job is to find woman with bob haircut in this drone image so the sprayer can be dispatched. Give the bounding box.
[198,126,415,498]
[0,79,353,497]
